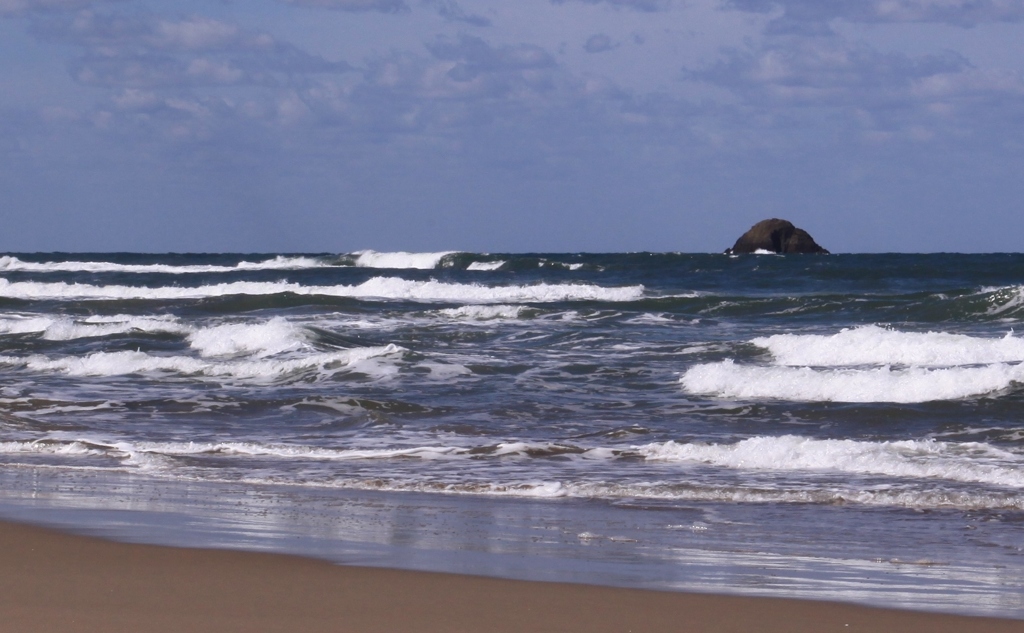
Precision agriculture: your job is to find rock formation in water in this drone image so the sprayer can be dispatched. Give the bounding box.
[725,219,829,255]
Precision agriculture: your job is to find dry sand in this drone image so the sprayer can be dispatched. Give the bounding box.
[1,520,1020,633]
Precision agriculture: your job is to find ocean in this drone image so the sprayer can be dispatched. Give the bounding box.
[0,251,1022,617]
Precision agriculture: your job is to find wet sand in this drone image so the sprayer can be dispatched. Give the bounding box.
[1,520,1019,633]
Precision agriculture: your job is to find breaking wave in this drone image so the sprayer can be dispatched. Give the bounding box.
[684,325,1024,402]
[753,326,1024,367]
[0,314,188,340]
[0,255,324,274]
[0,345,404,380]
[680,360,1024,403]
[187,317,308,358]
[0,277,644,303]
[351,250,457,269]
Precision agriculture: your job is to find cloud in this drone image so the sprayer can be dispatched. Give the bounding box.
[0,0,108,15]
[276,33,647,146]
[423,33,556,88]
[29,29,608,151]
[551,0,671,11]
[277,0,409,12]
[31,12,348,88]
[696,38,968,105]
[724,0,1024,28]
[584,33,616,53]
[688,33,1024,145]
[423,0,490,26]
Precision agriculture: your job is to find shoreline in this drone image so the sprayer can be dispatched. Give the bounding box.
[1,519,1020,633]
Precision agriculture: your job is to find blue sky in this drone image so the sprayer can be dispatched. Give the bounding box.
[2,0,1023,252]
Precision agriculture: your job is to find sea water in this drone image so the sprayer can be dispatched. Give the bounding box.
[0,252,1022,617]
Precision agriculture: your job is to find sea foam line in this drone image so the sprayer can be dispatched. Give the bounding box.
[4,435,1022,509]
[9,435,1019,488]
[636,435,1024,488]
[0,277,644,303]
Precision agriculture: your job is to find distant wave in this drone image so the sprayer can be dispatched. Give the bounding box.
[0,255,325,274]
[0,277,644,303]
[0,252,603,273]
[350,250,458,270]
[0,251,475,273]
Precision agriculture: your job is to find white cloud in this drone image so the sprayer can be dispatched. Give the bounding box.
[278,0,408,12]
[32,11,348,88]
[725,0,1024,28]
[584,33,616,53]
[552,0,671,11]
[0,0,103,15]
[687,30,1024,145]
[154,17,242,51]
[422,0,491,25]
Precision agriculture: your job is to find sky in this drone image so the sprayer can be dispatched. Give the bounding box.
[1,0,1023,253]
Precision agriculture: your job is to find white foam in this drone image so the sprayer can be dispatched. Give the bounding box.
[981,285,1024,316]
[91,439,573,461]
[754,326,1024,367]
[0,314,188,340]
[636,435,1024,488]
[12,438,467,461]
[187,317,307,358]
[352,250,457,269]
[417,362,473,379]
[6,435,1022,509]
[540,261,585,270]
[0,255,322,274]
[436,305,525,320]
[0,345,404,380]
[625,313,674,324]
[0,277,644,303]
[0,440,107,456]
[680,359,1024,402]
[466,261,505,271]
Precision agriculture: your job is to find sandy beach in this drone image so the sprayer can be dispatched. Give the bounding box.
[1,520,1019,633]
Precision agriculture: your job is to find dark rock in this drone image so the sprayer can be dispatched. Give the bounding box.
[726,219,829,255]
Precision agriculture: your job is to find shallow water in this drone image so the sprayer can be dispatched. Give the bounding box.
[0,252,1022,617]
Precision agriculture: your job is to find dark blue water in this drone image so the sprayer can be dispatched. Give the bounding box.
[0,251,1022,617]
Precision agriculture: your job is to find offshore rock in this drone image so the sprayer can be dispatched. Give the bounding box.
[726,219,829,255]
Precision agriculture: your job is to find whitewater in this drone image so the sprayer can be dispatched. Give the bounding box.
[0,251,1022,618]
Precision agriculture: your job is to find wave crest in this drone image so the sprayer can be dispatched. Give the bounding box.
[0,277,644,303]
